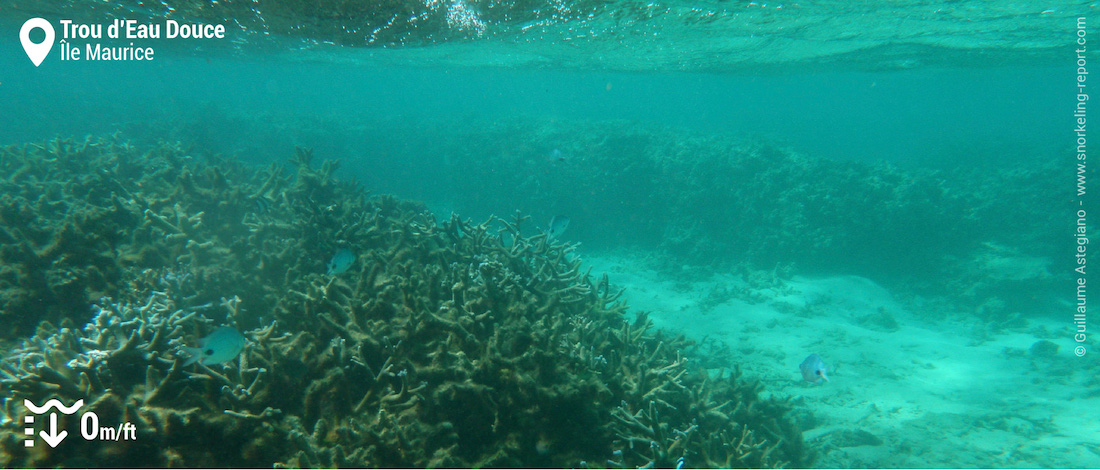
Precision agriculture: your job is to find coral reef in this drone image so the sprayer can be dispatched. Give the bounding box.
[0,135,805,467]
[123,112,1068,315]
[119,110,1077,332]
[382,117,1065,304]
[426,119,982,275]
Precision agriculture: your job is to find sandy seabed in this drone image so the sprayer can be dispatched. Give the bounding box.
[585,252,1100,468]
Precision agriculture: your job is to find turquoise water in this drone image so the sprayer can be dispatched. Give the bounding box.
[0,0,1095,467]
[0,54,1070,168]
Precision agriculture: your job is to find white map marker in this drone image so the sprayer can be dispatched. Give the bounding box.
[20,18,55,67]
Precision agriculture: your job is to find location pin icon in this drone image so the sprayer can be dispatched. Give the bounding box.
[20,18,55,67]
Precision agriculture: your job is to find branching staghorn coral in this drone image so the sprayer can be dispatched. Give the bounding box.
[261,185,805,467]
[1,135,806,467]
[0,275,287,466]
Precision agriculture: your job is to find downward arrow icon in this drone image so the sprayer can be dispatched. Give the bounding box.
[39,413,67,448]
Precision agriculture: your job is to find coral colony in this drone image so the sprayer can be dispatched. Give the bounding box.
[0,135,804,467]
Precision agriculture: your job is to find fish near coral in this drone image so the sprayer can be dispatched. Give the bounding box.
[251,195,275,214]
[326,248,356,275]
[182,326,246,366]
[546,215,570,239]
[800,354,829,384]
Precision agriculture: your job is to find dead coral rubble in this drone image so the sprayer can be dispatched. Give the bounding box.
[0,135,804,467]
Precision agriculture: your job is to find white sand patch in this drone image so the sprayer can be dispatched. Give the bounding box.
[584,252,1100,468]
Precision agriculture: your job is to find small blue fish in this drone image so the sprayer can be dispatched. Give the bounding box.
[182,326,246,366]
[326,248,356,275]
[800,354,829,384]
[548,148,566,163]
[547,215,570,239]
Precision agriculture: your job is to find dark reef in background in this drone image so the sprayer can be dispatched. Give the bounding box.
[434,118,1068,318]
[0,135,805,467]
[123,112,1070,317]
[424,118,1066,281]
